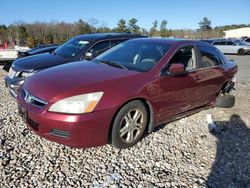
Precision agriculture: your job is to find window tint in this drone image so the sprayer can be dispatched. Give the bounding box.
[245,39,250,42]
[198,45,222,68]
[168,46,196,71]
[111,39,126,47]
[213,42,221,45]
[227,41,236,46]
[89,41,110,56]
[54,38,89,58]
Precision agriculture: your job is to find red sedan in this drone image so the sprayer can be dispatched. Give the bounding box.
[17,38,237,149]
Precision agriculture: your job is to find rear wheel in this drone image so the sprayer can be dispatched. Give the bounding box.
[111,100,148,149]
[215,94,235,108]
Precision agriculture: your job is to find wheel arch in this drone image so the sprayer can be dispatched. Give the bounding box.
[107,97,155,144]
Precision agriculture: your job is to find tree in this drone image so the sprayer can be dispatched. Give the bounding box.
[198,17,212,31]
[114,19,128,32]
[26,35,35,47]
[0,25,8,44]
[17,25,28,42]
[77,19,93,35]
[160,20,168,37]
[128,18,140,33]
[149,20,158,37]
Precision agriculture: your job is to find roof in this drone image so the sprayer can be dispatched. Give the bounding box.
[127,37,207,46]
[75,32,146,41]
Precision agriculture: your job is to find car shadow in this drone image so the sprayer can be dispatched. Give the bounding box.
[206,114,250,187]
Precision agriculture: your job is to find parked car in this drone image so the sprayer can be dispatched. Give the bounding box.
[16,38,237,149]
[242,37,250,45]
[212,39,250,55]
[199,39,215,44]
[2,44,59,72]
[5,33,146,98]
[17,44,59,58]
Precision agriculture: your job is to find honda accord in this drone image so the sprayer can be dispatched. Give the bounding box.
[17,38,237,149]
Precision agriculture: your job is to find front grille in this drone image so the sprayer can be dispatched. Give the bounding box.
[22,88,48,108]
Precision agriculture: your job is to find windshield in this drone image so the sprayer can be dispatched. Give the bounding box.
[54,38,89,58]
[95,40,171,72]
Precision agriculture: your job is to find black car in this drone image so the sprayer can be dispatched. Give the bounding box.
[5,33,146,98]
[17,44,59,58]
[3,44,59,72]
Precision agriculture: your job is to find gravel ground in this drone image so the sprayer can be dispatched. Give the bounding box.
[0,65,250,188]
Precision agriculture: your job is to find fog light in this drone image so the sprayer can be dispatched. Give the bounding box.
[50,129,70,138]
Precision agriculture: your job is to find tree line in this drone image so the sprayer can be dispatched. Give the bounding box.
[0,17,249,48]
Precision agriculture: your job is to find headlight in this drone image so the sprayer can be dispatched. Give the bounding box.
[21,71,35,77]
[49,92,104,114]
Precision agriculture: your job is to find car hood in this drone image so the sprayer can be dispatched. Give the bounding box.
[24,61,140,102]
[13,52,69,71]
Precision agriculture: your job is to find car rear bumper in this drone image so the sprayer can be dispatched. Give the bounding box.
[17,95,115,148]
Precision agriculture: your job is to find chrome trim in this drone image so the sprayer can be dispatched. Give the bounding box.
[9,88,17,98]
[23,88,48,107]
[8,67,20,79]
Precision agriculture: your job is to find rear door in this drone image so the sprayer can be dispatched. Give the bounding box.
[195,44,226,103]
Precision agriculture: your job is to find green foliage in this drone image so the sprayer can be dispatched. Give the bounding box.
[0,18,249,47]
[149,20,158,37]
[114,19,129,32]
[198,17,212,31]
[128,18,140,33]
[160,20,168,37]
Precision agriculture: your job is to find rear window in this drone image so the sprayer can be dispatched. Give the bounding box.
[198,45,223,68]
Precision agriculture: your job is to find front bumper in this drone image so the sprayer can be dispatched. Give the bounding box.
[17,94,115,148]
[4,76,25,98]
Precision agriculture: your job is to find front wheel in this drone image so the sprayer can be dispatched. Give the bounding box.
[237,48,245,56]
[110,100,148,149]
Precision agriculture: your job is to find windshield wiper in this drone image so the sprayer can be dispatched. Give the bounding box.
[98,60,128,70]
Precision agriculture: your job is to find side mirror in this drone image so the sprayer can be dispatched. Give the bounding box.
[169,63,185,75]
[84,52,93,60]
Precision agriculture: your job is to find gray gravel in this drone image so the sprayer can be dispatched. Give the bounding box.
[1,65,250,188]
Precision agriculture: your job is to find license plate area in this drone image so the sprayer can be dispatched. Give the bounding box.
[18,104,27,122]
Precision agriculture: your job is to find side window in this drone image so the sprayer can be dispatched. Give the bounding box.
[198,45,222,68]
[227,41,236,46]
[89,41,110,56]
[245,39,250,42]
[213,42,221,45]
[168,46,196,71]
[111,39,125,47]
[220,41,226,45]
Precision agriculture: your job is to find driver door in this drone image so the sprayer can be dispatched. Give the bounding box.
[156,45,203,122]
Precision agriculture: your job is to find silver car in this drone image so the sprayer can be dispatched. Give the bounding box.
[212,40,250,55]
[243,37,250,45]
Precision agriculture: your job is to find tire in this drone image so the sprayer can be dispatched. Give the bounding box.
[215,94,235,108]
[111,100,148,149]
[237,48,245,56]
